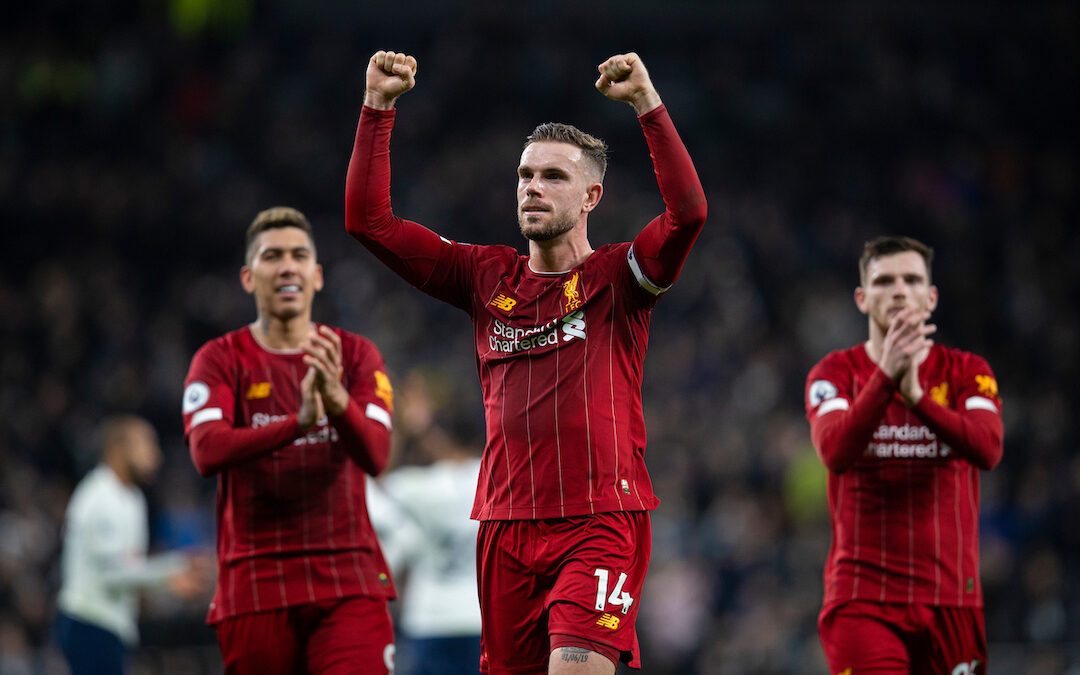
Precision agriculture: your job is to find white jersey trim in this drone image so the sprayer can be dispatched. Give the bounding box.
[817,398,850,416]
[626,245,669,296]
[191,408,223,428]
[365,403,392,430]
[964,396,998,413]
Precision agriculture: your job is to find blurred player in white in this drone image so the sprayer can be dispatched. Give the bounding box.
[368,372,482,675]
[54,414,211,675]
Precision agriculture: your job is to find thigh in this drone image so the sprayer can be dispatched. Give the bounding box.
[477,520,550,675]
[546,511,650,670]
[215,609,301,675]
[818,601,911,675]
[306,596,396,675]
[54,613,128,675]
[916,606,987,675]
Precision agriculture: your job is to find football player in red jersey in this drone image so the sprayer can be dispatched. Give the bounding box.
[345,51,706,675]
[182,207,397,674]
[806,236,1003,674]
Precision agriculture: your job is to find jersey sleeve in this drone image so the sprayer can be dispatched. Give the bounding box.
[911,353,1003,470]
[182,341,236,441]
[626,105,708,298]
[182,339,303,476]
[806,352,897,473]
[345,105,475,311]
[329,332,394,476]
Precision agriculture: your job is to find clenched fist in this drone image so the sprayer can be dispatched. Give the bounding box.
[595,52,662,115]
[365,50,418,110]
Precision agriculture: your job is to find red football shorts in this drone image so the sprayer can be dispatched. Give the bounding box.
[819,600,987,674]
[215,595,395,675]
[477,511,651,675]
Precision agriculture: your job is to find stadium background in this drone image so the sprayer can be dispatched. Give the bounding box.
[2,1,1077,673]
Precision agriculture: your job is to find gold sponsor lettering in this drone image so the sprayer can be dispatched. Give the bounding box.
[374,371,394,412]
[595,613,620,630]
[246,382,271,399]
[490,294,517,312]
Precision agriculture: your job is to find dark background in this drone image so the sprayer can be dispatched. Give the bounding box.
[1,1,1077,673]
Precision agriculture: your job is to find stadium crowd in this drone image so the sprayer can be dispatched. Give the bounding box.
[1,2,1076,673]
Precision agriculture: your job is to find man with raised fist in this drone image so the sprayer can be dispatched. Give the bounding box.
[345,50,707,675]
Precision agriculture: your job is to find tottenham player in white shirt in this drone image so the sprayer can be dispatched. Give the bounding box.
[54,415,211,675]
[367,373,482,675]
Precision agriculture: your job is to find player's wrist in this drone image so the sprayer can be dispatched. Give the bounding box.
[630,89,662,116]
[902,386,924,408]
[364,90,398,110]
[322,387,350,416]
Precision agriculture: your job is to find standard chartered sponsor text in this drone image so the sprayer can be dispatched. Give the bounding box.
[489,314,585,354]
[865,424,952,459]
[252,412,339,445]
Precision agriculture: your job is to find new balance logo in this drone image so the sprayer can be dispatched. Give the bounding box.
[596,613,620,630]
[490,294,517,312]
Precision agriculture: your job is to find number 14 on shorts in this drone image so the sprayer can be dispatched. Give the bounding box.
[593,569,634,614]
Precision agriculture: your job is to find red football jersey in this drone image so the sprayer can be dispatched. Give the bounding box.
[345,105,708,521]
[429,240,661,520]
[805,343,1003,609]
[182,325,396,623]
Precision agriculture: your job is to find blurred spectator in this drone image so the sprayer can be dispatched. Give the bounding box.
[54,415,213,674]
[368,371,483,675]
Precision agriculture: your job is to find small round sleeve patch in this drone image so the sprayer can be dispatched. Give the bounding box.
[808,380,838,408]
[183,381,211,414]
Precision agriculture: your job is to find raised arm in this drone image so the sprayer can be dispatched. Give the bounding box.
[597,53,708,293]
[345,51,450,291]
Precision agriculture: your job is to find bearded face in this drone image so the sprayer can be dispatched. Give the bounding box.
[516,141,599,244]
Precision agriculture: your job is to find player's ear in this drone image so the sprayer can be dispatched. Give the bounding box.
[854,286,868,314]
[313,264,324,293]
[582,182,603,213]
[240,266,255,294]
[927,284,938,312]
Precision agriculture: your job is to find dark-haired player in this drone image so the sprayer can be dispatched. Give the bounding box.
[182,206,397,674]
[806,236,1003,674]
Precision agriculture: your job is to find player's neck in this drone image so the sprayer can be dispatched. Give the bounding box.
[103,455,134,486]
[527,233,594,274]
[250,315,312,350]
[864,317,891,362]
